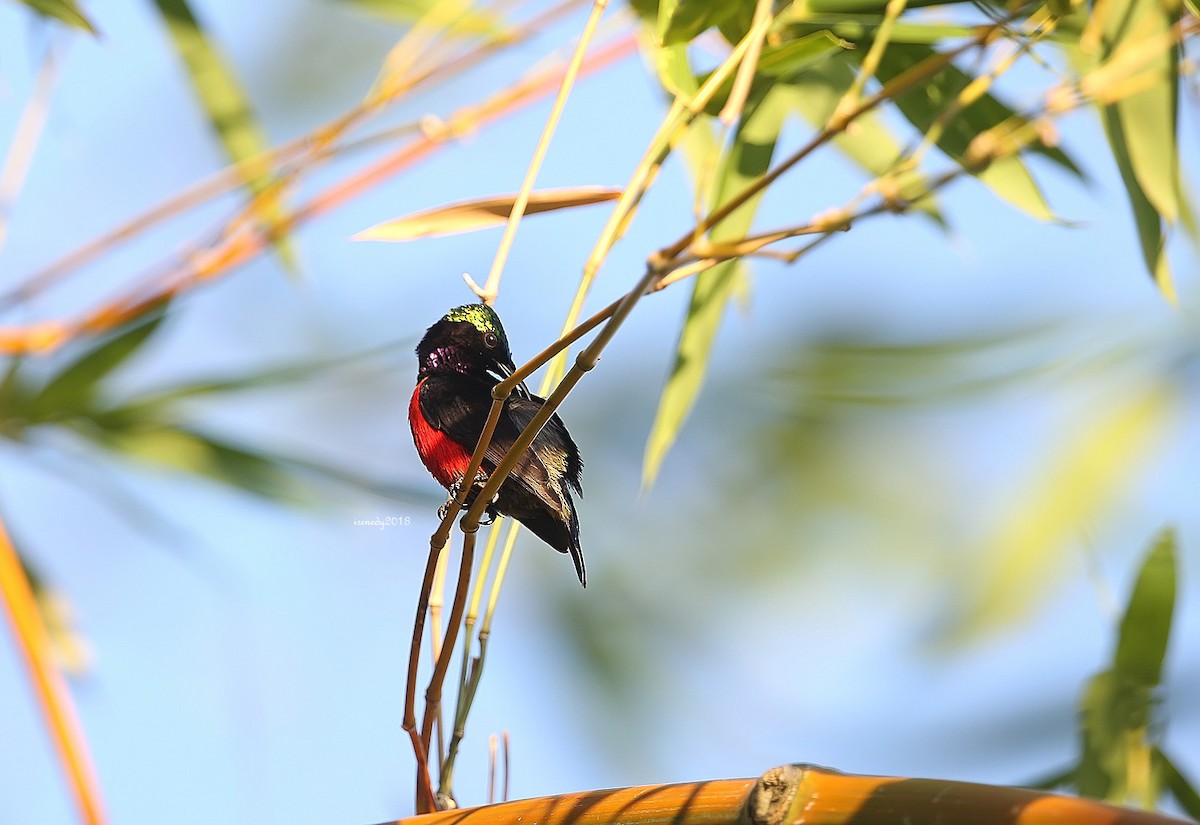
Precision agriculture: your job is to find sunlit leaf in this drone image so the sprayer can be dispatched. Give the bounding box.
[15,0,97,34]
[643,85,790,488]
[662,0,751,46]
[1093,0,1185,299]
[1077,529,1177,806]
[27,307,169,421]
[779,55,944,225]
[873,43,1083,220]
[950,383,1174,641]
[696,31,850,113]
[151,0,296,271]
[353,187,622,242]
[1114,528,1175,687]
[784,16,991,45]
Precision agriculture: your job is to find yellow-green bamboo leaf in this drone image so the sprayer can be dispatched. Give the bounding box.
[643,87,790,489]
[952,382,1176,641]
[1098,0,1181,223]
[17,0,97,33]
[152,0,295,270]
[1090,0,1186,298]
[352,187,622,242]
[780,57,943,224]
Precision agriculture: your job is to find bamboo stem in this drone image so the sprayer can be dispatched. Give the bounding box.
[0,516,107,825]
[378,765,1195,825]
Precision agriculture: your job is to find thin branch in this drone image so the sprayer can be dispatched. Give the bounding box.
[0,37,65,261]
[480,0,611,304]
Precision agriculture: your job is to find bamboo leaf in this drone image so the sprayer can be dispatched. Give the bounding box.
[643,86,789,488]
[696,31,850,113]
[15,0,98,34]
[781,55,944,225]
[662,0,751,46]
[1078,530,1177,805]
[353,187,622,242]
[1093,0,1185,298]
[27,307,169,420]
[1114,528,1176,688]
[949,383,1174,641]
[1159,750,1200,819]
[151,0,296,270]
[873,43,1082,220]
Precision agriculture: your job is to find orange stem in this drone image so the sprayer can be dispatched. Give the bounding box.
[0,517,107,825]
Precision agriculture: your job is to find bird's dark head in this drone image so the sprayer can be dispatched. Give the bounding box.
[416,303,518,382]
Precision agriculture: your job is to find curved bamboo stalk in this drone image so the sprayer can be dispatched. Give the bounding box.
[378,765,1195,825]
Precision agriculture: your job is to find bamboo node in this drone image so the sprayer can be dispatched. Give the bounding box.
[743,764,811,825]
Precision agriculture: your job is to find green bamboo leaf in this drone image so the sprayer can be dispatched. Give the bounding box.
[1159,750,1200,820]
[1114,528,1176,687]
[781,55,944,225]
[1077,530,1178,805]
[99,422,432,505]
[14,0,98,34]
[643,86,789,488]
[1094,0,1185,299]
[695,31,850,113]
[805,0,995,11]
[27,307,169,420]
[151,0,296,271]
[104,424,310,504]
[873,43,1083,220]
[784,15,1000,46]
[662,0,751,46]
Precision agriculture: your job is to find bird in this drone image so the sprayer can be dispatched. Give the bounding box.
[408,303,586,586]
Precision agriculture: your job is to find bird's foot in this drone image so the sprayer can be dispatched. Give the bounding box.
[440,472,491,520]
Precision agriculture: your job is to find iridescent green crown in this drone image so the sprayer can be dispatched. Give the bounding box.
[444,303,509,348]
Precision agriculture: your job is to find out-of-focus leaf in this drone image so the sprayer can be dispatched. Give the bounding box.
[784,15,989,45]
[1077,529,1177,806]
[353,187,622,242]
[1114,528,1175,686]
[151,0,296,271]
[1093,0,1185,299]
[805,0,993,11]
[26,307,169,421]
[873,43,1083,220]
[15,0,98,34]
[102,424,308,504]
[16,551,91,675]
[643,85,789,488]
[335,0,505,37]
[98,422,432,505]
[949,383,1174,641]
[661,0,750,46]
[1159,750,1200,820]
[778,54,944,225]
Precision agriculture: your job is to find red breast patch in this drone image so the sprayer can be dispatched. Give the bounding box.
[409,378,474,490]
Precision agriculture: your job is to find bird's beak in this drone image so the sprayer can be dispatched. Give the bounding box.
[488,358,532,397]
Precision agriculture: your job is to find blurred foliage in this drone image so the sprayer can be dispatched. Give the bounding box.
[0,0,1198,817]
[1,305,430,521]
[1031,529,1199,818]
[11,0,97,34]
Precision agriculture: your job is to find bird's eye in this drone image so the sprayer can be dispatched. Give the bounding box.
[483,332,500,349]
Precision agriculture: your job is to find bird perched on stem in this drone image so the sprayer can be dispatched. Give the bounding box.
[409,303,586,586]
